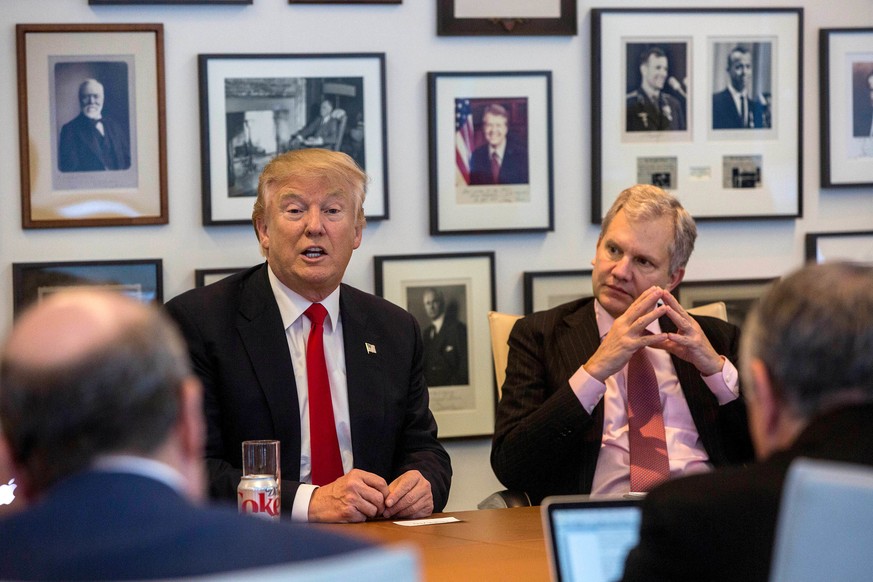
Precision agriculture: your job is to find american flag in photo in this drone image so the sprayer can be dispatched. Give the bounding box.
[455,99,474,184]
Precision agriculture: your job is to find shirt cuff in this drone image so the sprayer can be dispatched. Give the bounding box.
[568,365,608,414]
[702,356,740,405]
[290,484,318,522]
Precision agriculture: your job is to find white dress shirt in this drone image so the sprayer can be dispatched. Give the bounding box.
[267,267,353,522]
[568,300,739,494]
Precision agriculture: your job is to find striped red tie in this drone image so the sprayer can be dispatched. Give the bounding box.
[627,347,670,492]
[304,303,344,486]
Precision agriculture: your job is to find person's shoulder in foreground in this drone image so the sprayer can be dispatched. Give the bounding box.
[0,289,372,581]
[621,261,873,582]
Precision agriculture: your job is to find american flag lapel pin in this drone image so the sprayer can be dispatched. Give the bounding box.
[365,342,377,355]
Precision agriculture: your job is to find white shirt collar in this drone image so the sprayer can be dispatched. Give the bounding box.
[266,264,341,331]
[593,298,661,340]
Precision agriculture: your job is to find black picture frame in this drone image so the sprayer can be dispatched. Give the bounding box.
[194,267,247,287]
[805,231,873,264]
[199,53,388,224]
[12,259,163,316]
[16,23,168,228]
[591,8,803,222]
[437,0,576,36]
[289,0,400,3]
[820,28,873,188]
[676,278,776,328]
[374,252,496,438]
[90,0,251,4]
[523,269,592,315]
[427,71,554,235]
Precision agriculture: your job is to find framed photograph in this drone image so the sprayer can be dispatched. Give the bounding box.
[199,53,388,225]
[16,24,167,229]
[437,0,576,36]
[805,231,873,265]
[820,28,873,188]
[591,8,802,222]
[676,278,776,328]
[428,71,553,235]
[12,259,163,316]
[374,252,496,438]
[195,267,247,287]
[523,269,592,314]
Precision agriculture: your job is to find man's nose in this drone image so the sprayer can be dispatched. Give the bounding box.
[612,256,633,279]
[305,210,324,234]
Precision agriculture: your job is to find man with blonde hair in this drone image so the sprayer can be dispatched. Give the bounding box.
[492,184,752,503]
[167,149,451,524]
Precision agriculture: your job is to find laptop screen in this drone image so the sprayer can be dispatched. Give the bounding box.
[541,496,642,582]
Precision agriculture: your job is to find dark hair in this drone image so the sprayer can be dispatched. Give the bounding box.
[639,47,667,66]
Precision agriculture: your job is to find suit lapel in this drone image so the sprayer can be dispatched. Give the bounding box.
[236,264,302,476]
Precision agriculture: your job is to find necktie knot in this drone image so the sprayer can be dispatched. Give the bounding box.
[305,303,327,327]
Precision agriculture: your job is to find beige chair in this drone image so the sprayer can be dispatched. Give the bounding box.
[479,301,728,509]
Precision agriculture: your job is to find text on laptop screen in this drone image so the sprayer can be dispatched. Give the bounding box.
[551,505,641,582]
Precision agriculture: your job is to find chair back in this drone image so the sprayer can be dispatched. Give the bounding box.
[686,300,727,321]
[332,110,348,151]
[487,311,523,399]
[770,458,873,582]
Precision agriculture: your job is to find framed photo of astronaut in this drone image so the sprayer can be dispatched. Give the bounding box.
[427,71,554,235]
[374,252,496,439]
[199,53,388,225]
[12,259,163,316]
[591,8,802,223]
[805,231,873,265]
[676,278,776,328]
[820,28,873,188]
[523,270,593,315]
[16,23,167,228]
[437,0,576,36]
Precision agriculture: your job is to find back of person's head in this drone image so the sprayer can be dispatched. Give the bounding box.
[252,148,368,249]
[742,262,873,418]
[0,290,191,495]
[600,184,697,275]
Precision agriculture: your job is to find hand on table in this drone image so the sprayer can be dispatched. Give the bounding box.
[308,469,390,523]
[382,470,434,519]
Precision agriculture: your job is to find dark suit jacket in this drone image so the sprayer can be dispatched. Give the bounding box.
[164,264,452,512]
[0,470,372,580]
[491,297,753,504]
[423,318,468,387]
[469,137,529,185]
[626,89,686,131]
[712,89,768,129]
[621,404,873,582]
[298,115,343,147]
[58,113,131,172]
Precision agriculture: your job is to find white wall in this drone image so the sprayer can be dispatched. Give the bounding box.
[2,0,871,512]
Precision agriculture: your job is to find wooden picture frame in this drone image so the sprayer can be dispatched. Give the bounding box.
[676,278,776,327]
[12,259,163,316]
[16,23,168,228]
[523,270,592,315]
[199,53,388,224]
[428,71,553,234]
[805,231,873,265]
[374,252,496,438]
[437,0,576,36]
[820,28,873,187]
[591,8,803,222]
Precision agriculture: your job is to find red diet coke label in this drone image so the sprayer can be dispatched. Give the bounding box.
[238,474,280,520]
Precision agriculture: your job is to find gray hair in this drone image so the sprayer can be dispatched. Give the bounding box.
[600,184,697,275]
[740,262,873,418]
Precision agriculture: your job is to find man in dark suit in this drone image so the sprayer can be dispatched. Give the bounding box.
[58,78,131,172]
[491,185,753,504]
[621,262,873,582]
[626,47,686,131]
[166,149,451,523]
[469,104,528,185]
[712,46,770,130]
[421,287,468,387]
[853,70,873,137]
[0,290,372,580]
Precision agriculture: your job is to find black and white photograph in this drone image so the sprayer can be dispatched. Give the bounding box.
[375,252,495,438]
[17,23,167,228]
[711,42,773,131]
[624,42,689,135]
[429,71,553,234]
[406,285,470,388]
[636,156,678,189]
[852,62,873,139]
[200,53,388,224]
[592,9,801,221]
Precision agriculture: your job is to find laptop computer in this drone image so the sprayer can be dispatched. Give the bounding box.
[541,495,643,582]
[0,451,24,518]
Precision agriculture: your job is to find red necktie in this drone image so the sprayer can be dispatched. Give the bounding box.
[627,347,670,492]
[304,303,344,486]
[490,152,501,184]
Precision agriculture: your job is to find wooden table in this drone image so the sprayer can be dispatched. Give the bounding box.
[321,506,550,581]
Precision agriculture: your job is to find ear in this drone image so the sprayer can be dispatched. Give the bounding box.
[352,222,363,250]
[178,377,205,460]
[749,359,781,436]
[255,217,269,253]
[666,267,685,293]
